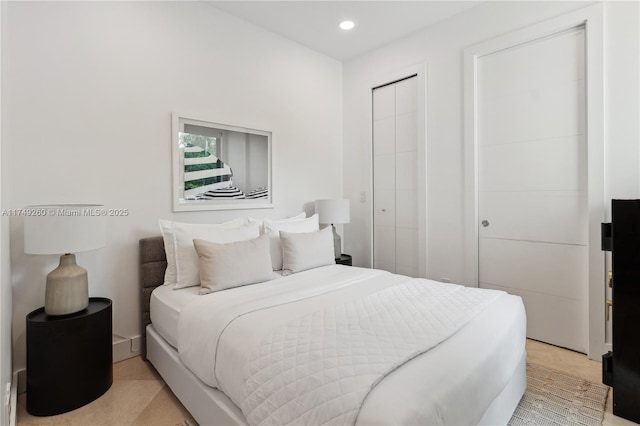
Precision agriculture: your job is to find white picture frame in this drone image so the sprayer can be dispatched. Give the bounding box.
[172,113,273,211]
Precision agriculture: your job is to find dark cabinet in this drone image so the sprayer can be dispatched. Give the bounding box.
[601,200,640,423]
[27,297,113,416]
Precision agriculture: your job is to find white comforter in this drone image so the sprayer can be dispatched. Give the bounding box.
[178,265,526,425]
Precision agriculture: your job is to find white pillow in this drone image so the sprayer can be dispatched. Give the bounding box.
[280,226,335,275]
[158,217,247,285]
[248,212,305,234]
[173,222,260,289]
[194,234,275,294]
[263,214,319,270]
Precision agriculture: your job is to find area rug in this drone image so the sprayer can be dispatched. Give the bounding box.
[509,363,609,426]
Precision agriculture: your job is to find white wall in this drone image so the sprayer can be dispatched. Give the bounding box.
[601,1,640,345]
[0,1,12,422]
[343,1,639,286]
[3,1,343,371]
[603,2,640,206]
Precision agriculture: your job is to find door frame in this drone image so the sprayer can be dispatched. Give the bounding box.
[463,4,604,360]
[369,63,428,277]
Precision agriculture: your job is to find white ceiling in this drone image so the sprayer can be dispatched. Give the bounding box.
[208,1,482,61]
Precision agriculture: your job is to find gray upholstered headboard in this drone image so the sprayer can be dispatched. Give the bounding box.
[139,236,166,360]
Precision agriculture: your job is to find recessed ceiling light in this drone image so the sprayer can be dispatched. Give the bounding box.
[339,20,355,31]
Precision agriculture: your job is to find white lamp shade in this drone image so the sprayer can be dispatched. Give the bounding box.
[315,199,350,225]
[24,204,107,254]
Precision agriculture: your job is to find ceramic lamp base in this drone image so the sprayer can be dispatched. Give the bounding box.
[332,224,341,259]
[45,253,89,316]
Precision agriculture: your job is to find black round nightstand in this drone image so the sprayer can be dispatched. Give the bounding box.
[26,297,113,416]
[335,254,352,266]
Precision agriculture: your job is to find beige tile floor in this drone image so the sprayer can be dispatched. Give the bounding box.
[17,339,638,425]
[17,357,195,426]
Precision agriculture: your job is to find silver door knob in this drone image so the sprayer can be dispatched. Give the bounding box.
[481,220,489,227]
[381,209,386,212]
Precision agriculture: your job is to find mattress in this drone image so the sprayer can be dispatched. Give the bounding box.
[150,284,200,348]
[151,271,286,348]
[166,265,526,425]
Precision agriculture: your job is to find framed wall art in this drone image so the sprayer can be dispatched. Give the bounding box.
[172,113,273,211]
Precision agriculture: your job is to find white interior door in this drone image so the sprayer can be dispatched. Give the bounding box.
[477,27,588,353]
[373,76,419,276]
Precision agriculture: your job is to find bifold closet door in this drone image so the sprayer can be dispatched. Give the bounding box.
[373,76,418,276]
[477,27,588,352]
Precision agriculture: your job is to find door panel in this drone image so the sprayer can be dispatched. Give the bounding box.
[478,26,587,352]
[481,81,585,145]
[479,191,588,245]
[480,238,588,299]
[373,117,395,156]
[373,190,396,228]
[374,154,395,191]
[395,77,417,115]
[480,135,586,192]
[482,283,586,353]
[396,113,418,153]
[373,76,419,274]
[373,85,395,120]
[374,226,396,272]
[396,227,419,275]
[396,152,417,191]
[396,190,418,229]
[480,28,585,98]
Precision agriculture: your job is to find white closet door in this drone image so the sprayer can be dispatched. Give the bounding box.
[373,76,418,275]
[477,27,587,352]
[373,84,396,273]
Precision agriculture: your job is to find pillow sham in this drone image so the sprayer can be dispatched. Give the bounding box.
[158,217,247,285]
[173,222,260,289]
[263,214,319,270]
[280,226,335,275]
[248,212,305,234]
[194,234,275,295]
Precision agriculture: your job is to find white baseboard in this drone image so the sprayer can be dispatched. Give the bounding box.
[9,371,18,426]
[113,334,141,363]
[3,382,9,426]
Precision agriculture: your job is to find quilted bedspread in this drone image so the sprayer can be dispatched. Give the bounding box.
[239,279,502,426]
[177,266,522,425]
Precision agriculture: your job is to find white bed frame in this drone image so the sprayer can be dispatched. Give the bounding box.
[147,323,526,425]
[147,325,247,425]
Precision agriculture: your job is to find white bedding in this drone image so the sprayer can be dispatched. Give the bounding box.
[164,265,526,425]
[150,284,200,348]
[240,278,503,425]
[151,271,286,349]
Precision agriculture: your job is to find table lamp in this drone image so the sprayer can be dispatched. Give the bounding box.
[315,199,350,259]
[24,204,106,316]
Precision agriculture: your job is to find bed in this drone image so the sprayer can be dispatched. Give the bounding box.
[139,235,527,426]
